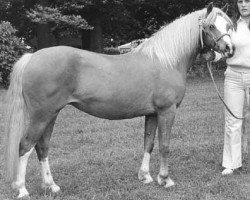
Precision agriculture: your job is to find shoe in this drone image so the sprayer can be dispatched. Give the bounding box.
[222,168,233,175]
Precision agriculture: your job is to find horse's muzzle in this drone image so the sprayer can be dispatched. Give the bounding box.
[223,43,234,58]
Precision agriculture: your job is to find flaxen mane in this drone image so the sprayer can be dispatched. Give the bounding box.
[134,8,231,69]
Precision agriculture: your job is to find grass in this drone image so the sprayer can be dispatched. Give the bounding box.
[0,76,249,200]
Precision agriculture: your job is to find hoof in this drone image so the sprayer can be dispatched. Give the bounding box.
[42,183,61,196]
[16,194,30,200]
[138,169,153,184]
[157,174,175,188]
[17,196,30,200]
[12,183,30,200]
[50,184,61,193]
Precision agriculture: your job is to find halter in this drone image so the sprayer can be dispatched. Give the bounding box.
[199,15,244,120]
[198,16,231,50]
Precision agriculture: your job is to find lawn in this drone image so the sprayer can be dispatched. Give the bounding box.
[0,76,249,200]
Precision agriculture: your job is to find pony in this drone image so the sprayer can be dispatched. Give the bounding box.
[5,3,233,199]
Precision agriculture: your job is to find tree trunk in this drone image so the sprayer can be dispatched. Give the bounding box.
[24,0,36,8]
[36,0,51,50]
[37,24,51,49]
[81,18,103,52]
[90,21,103,53]
[81,30,91,50]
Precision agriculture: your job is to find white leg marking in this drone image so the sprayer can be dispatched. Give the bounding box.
[40,157,60,193]
[157,157,175,188]
[159,156,168,177]
[12,148,34,198]
[17,187,29,199]
[141,152,150,172]
[157,175,175,188]
[138,153,153,184]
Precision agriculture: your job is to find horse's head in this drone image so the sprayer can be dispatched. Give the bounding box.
[200,2,234,57]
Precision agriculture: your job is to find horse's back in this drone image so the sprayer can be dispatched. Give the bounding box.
[21,46,156,118]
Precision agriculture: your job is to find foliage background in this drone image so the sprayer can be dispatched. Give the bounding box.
[0,21,29,87]
[0,0,233,85]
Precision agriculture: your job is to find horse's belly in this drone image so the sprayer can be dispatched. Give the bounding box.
[72,70,156,119]
[71,98,155,120]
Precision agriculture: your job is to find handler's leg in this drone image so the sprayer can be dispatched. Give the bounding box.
[138,115,157,184]
[157,105,176,188]
[223,69,244,175]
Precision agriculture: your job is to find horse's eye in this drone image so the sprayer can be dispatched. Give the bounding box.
[209,24,215,29]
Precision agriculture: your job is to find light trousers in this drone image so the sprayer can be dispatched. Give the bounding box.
[223,67,250,169]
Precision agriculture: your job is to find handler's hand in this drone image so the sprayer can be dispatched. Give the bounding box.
[201,51,215,61]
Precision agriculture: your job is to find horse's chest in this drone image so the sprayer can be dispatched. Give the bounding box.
[153,78,186,109]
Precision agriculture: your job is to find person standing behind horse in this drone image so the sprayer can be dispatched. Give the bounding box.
[204,0,250,175]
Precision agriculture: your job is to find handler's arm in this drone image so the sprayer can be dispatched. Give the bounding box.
[201,51,224,62]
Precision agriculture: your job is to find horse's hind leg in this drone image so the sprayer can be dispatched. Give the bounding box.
[35,116,60,194]
[12,147,34,198]
[12,111,58,198]
[157,105,176,188]
[138,115,157,184]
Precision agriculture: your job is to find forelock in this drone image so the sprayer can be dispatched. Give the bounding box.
[206,8,233,26]
[206,9,218,24]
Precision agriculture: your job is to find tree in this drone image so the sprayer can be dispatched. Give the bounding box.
[1,0,234,51]
[26,0,92,49]
[51,0,130,51]
[0,21,28,87]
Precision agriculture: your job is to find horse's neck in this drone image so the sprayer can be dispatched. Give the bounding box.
[165,12,203,70]
[135,10,204,72]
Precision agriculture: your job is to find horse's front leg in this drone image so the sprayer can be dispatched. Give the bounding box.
[138,114,157,184]
[157,105,176,188]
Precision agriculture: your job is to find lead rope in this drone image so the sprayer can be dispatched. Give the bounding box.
[206,61,244,119]
[199,16,249,155]
[207,61,250,153]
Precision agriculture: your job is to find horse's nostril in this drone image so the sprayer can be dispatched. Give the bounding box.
[225,44,230,52]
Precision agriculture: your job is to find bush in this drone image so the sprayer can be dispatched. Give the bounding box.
[188,54,227,78]
[0,21,29,87]
[103,47,120,55]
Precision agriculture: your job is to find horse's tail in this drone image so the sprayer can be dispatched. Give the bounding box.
[5,53,33,181]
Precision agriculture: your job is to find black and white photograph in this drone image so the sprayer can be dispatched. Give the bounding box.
[0,0,249,199]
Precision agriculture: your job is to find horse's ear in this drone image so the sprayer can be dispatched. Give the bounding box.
[222,3,229,13]
[207,2,214,16]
